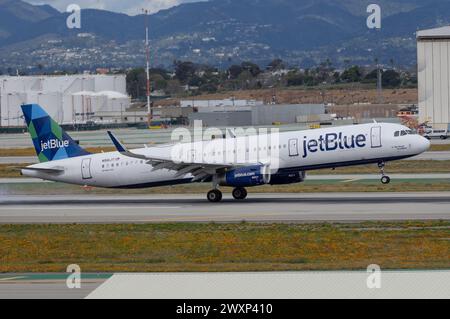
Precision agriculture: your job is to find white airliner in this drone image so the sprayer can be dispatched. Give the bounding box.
[21,104,430,202]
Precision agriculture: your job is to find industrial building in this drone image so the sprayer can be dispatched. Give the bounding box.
[188,103,326,127]
[417,26,450,130]
[181,99,263,108]
[0,75,130,127]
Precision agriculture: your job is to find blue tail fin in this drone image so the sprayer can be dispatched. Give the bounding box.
[21,104,91,163]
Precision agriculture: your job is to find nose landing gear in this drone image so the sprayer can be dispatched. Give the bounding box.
[378,162,391,185]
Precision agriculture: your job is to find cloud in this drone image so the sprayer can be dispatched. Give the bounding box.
[24,0,205,15]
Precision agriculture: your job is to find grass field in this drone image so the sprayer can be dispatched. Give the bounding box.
[0,222,448,272]
[430,144,450,152]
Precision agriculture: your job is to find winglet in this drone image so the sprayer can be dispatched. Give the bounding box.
[107,131,128,153]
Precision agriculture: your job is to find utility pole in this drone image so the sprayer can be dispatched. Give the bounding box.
[375,58,383,104]
[143,8,152,128]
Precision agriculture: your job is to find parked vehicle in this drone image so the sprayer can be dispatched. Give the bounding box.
[424,128,449,140]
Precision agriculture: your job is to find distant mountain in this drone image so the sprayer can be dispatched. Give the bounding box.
[0,0,450,71]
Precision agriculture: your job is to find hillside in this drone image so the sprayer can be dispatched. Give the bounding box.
[0,0,449,71]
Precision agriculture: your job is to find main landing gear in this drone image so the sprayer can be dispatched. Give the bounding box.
[378,161,391,185]
[207,189,223,203]
[207,187,248,202]
[232,187,248,200]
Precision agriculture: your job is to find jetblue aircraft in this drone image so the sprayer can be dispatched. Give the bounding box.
[21,104,430,202]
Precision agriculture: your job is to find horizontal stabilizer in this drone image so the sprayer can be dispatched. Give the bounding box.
[21,167,64,174]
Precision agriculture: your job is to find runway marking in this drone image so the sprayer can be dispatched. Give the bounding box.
[341,179,361,183]
[0,276,26,282]
[0,206,183,210]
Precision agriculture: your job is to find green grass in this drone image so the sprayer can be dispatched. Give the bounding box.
[0,222,448,273]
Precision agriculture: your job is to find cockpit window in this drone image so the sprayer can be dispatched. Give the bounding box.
[401,131,407,136]
[394,131,400,137]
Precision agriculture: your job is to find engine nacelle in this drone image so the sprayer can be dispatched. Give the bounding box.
[219,165,270,188]
[269,171,306,185]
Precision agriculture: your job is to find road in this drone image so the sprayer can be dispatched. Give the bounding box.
[0,193,449,224]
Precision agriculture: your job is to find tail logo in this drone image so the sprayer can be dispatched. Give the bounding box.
[21,104,90,163]
[41,139,70,151]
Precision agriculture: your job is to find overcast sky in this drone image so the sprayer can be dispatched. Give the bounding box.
[24,0,205,15]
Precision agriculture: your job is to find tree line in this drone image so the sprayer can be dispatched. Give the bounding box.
[125,59,417,100]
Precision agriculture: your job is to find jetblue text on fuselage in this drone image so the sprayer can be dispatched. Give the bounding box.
[302,132,367,158]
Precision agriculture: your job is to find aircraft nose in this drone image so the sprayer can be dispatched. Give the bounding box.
[418,136,431,153]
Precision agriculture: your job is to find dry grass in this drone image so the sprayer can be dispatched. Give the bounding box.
[175,88,418,105]
[430,144,450,152]
[0,222,448,273]
[0,164,25,178]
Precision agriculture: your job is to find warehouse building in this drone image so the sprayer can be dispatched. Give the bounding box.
[189,103,326,127]
[0,75,130,127]
[417,26,450,130]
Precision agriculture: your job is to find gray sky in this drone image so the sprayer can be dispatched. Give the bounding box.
[24,0,205,15]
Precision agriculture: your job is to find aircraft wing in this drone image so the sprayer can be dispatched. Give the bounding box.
[107,131,261,181]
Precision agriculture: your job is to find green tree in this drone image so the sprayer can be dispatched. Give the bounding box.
[228,65,243,79]
[382,70,401,88]
[241,61,261,77]
[174,61,197,84]
[286,72,305,86]
[341,66,362,83]
[267,59,285,71]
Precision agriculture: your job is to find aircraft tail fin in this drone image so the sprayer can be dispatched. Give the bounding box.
[21,104,91,163]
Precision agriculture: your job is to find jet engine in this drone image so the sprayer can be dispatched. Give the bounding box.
[218,166,306,188]
[218,165,271,187]
[269,171,306,185]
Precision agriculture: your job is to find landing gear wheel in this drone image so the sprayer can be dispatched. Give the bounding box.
[207,189,223,203]
[378,161,391,185]
[232,187,248,200]
[381,176,391,185]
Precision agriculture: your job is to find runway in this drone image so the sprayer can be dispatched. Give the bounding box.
[0,274,109,299]
[1,193,449,224]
